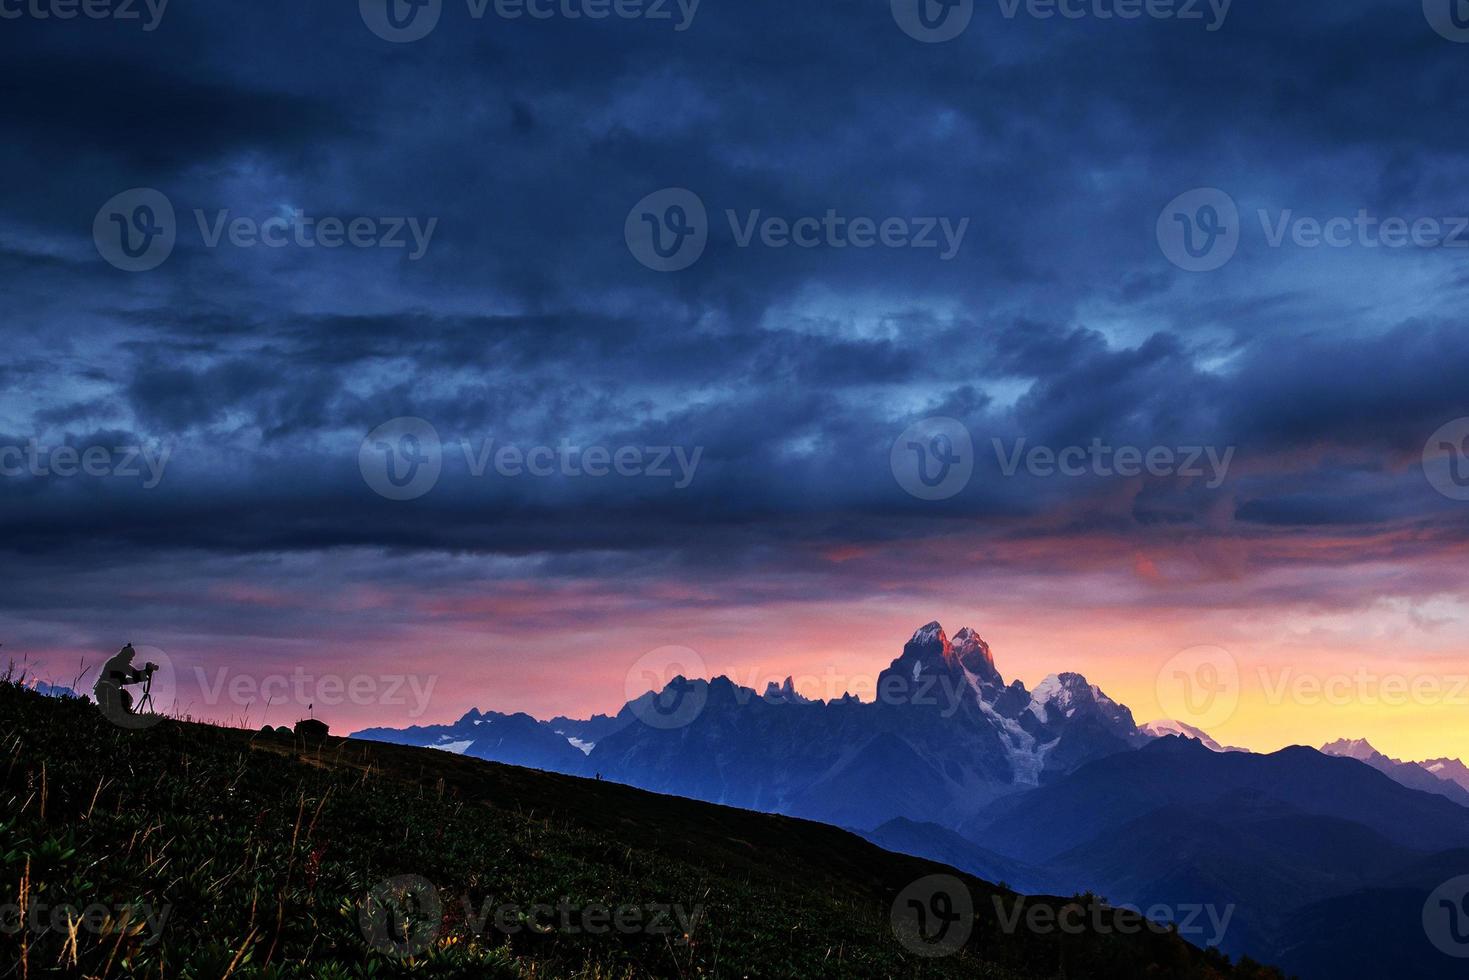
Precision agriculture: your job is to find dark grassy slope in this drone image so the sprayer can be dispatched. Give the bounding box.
[1,682,1284,979]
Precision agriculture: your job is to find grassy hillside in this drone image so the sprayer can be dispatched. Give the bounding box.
[0,681,1286,979]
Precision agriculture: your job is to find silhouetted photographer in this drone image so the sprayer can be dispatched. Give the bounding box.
[93,643,159,717]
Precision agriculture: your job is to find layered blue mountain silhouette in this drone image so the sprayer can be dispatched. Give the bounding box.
[1320,736,1469,806]
[358,622,1147,823]
[354,623,1469,977]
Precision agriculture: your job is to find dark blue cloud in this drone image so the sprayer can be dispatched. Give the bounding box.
[1,0,1468,611]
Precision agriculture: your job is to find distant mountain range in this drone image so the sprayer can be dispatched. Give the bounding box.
[353,622,1469,978]
[1138,718,1249,753]
[361,622,1152,828]
[1321,737,1469,806]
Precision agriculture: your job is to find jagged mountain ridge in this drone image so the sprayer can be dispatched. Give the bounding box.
[354,622,1149,830]
[348,625,1469,832]
[1320,737,1469,806]
[1138,718,1248,753]
[352,707,592,773]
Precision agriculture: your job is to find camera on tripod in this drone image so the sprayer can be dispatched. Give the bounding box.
[142,661,160,675]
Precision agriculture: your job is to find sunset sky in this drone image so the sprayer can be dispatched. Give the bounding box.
[3,1,1469,762]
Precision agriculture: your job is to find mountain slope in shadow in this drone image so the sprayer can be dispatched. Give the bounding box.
[959,736,1469,974]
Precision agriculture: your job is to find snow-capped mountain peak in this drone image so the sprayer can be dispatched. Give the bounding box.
[1321,738,1382,762]
[1019,672,1138,745]
[1422,757,1469,793]
[1138,719,1233,753]
[1319,739,1469,805]
[1026,674,1064,722]
[952,626,1003,687]
[908,621,949,649]
[951,625,984,648]
[1026,672,1112,722]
